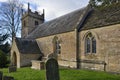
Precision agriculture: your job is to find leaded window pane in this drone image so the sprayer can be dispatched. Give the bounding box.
[86,38,90,53]
[85,33,97,54]
[92,38,96,53]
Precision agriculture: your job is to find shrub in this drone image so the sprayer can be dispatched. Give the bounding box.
[0,50,7,68]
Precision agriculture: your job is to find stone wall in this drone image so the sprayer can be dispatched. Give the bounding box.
[36,31,77,68]
[22,11,44,38]
[31,60,45,70]
[11,39,42,68]
[11,39,21,68]
[20,54,40,67]
[58,59,77,68]
[79,24,120,72]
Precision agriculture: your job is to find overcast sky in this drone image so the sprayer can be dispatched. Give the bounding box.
[0,0,89,21]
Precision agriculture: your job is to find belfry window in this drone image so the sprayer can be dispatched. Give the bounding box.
[35,21,39,26]
[85,33,96,54]
[23,20,26,26]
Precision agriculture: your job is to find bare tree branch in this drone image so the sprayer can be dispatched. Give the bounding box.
[0,0,23,43]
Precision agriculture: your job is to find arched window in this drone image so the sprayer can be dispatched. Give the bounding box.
[92,37,96,53]
[85,33,96,54]
[85,37,90,53]
[52,36,61,54]
[56,40,61,54]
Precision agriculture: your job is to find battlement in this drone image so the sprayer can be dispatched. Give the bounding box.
[21,3,45,38]
[22,9,44,21]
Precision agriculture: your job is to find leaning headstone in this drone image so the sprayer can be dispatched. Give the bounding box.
[0,71,3,80]
[8,66,17,73]
[46,58,60,80]
[3,76,14,80]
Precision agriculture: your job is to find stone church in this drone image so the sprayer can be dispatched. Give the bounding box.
[11,3,120,73]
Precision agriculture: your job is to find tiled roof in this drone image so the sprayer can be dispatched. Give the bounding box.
[15,38,41,54]
[26,5,92,39]
[81,3,120,30]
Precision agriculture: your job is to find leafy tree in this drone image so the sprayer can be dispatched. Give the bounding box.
[89,0,97,7]
[0,50,7,68]
[0,0,23,43]
[89,0,103,7]
[89,0,120,7]
[0,42,11,53]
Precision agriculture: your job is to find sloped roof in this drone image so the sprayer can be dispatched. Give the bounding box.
[81,3,120,30]
[15,38,41,54]
[27,3,120,39]
[26,6,91,39]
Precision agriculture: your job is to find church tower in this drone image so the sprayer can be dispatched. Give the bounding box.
[21,3,44,38]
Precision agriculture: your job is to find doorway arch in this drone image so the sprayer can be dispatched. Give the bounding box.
[12,52,17,66]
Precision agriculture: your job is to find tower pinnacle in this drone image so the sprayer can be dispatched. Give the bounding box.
[28,3,31,11]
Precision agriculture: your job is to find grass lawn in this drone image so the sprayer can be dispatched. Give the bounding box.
[0,67,120,80]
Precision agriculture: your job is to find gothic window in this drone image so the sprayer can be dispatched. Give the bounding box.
[86,37,90,53]
[56,40,61,54]
[85,33,96,54]
[92,37,96,53]
[52,36,61,54]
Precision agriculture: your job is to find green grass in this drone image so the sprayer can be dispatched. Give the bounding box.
[0,67,120,80]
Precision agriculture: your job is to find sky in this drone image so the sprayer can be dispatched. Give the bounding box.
[0,0,89,42]
[0,0,89,21]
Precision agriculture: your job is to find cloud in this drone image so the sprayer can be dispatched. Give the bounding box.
[0,0,7,2]
[33,0,89,20]
[1,0,89,21]
[23,3,28,10]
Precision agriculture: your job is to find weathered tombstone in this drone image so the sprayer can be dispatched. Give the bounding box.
[46,58,60,80]
[0,71,3,80]
[8,66,17,73]
[3,76,14,80]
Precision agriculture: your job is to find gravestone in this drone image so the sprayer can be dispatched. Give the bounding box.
[47,53,57,59]
[8,66,17,73]
[0,71,3,80]
[46,58,60,80]
[3,76,14,80]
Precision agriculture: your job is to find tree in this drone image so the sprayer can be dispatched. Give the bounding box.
[0,0,23,43]
[89,0,120,7]
[0,42,11,53]
[0,33,9,45]
[89,0,97,7]
[0,50,7,68]
[89,0,103,7]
